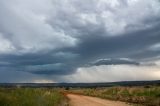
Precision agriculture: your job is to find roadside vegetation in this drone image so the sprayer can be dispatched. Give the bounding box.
[68,86,160,106]
[0,88,68,106]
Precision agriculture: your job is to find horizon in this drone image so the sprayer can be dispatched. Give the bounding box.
[0,0,160,83]
[0,80,160,84]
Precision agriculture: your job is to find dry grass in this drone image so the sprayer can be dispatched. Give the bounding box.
[68,86,160,106]
[0,88,68,106]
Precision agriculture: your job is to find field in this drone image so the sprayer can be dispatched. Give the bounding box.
[0,88,67,106]
[68,86,160,106]
[0,85,160,106]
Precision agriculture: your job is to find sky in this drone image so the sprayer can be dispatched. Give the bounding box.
[0,0,160,83]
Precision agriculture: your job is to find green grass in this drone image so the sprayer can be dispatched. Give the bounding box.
[68,86,160,106]
[0,88,67,106]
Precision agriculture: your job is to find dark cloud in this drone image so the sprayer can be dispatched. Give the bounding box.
[0,0,160,82]
[61,24,160,66]
[0,52,78,75]
[1,24,160,75]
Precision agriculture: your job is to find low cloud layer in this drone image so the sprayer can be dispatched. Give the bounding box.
[90,58,140,66]
[0,0,160,82]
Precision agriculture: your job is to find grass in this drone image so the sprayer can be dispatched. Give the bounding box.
[0,88,67,106]
[68,86,160,106]
[1,86,159,106]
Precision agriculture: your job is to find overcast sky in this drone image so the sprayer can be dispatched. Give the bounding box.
[0,0,160,83]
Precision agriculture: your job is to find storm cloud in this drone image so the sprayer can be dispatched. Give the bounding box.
[0,0,160,82]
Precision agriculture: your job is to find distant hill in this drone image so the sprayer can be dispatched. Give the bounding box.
[0,80,160,88]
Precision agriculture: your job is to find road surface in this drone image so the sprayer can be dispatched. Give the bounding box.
[67,94,131,106]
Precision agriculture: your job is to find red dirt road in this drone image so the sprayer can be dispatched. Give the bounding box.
[67,94,131,106]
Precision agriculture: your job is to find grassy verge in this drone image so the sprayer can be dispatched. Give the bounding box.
[0,88,68,106]
[68,86,160,106]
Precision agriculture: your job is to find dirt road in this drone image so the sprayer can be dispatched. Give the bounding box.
[67,94,131,106]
